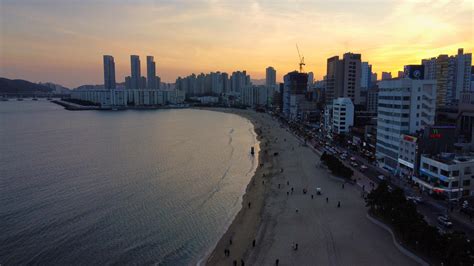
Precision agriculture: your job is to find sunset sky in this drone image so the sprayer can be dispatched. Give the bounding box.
[1,0,472,88]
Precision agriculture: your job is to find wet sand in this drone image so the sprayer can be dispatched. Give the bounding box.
[205,109,417,266]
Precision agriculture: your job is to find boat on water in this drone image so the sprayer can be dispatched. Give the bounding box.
[17,98,24,101]
[32,98,38,101]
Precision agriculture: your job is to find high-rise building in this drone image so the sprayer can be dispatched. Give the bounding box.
[103,55,116,90]
[422,48,472,107]
[381,72,392,80]
[222,72,229,93]
[453,48,472,98]
[375,78,436,170]
[360,62,372,90]
[230,71,250,93]
[266,66,276,87]
[130,55,141,90]
[146,56,157,89]
[283,71,308,119]
[307,72,314,88]
[325,53,362,105]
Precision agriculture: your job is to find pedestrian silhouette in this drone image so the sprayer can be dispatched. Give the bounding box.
[275,259,279,266]
[326,197,328,203]
[337,201,341,208]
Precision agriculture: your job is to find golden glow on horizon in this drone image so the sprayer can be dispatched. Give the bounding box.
[0,0,472,87]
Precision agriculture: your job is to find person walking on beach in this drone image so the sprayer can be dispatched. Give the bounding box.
[252,239,256,247]
[326,197,328,203]
[337,201,341,208]
[275,259,279,265]
[248,202,251,208]
[342,183,345,189]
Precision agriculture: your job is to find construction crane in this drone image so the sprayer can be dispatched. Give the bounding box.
[296,44,305,73]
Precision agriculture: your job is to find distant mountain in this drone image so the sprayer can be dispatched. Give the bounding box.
[74,84,104,90]
[0,77,53,94]
[39,82,70,94]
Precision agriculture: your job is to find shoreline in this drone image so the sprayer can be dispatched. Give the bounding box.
[202,107,418,266]
[201,108,270,265]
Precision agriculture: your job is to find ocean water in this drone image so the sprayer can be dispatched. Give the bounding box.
[0,101,258,265]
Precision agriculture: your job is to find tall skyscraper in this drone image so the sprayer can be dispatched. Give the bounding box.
[375,78,436,170]
[130,55,141,90]
[103,55,116,90]
[266,66,276,87]
[147,56,157,89]
[360,62,371,90]
[325,53,362,105]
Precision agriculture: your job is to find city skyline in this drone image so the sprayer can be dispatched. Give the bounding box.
[1,0,473,88]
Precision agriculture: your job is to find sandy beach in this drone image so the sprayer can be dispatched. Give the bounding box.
[205,108,417,266]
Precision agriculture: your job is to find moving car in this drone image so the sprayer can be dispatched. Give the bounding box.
[406,196,423,204]
[437,215,453,228]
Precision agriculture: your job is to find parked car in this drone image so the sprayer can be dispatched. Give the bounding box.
[377,175,385,181]
[360,165,368,172]
[437,215,453,228]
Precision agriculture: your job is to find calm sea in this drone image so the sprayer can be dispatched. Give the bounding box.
[0,101,258,265]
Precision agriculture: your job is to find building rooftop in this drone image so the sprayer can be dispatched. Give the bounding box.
[422,153,474,165]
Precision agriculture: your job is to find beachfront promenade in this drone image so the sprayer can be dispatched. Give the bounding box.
[207,109,417,266]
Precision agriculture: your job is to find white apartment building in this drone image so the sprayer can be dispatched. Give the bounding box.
[376,78,436,171]
[418,153,474,199]
[332,98,354,134]
[71,89,186,107]
[241,85,274,108]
